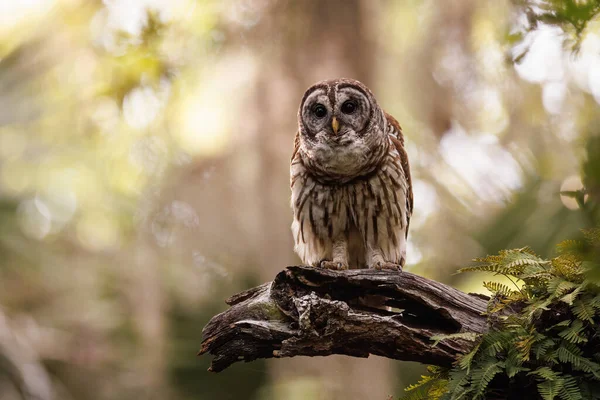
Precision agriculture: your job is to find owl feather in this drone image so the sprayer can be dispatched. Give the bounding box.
[290,78,413,271]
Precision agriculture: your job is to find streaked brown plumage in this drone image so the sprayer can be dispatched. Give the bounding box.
[291,78,413,270]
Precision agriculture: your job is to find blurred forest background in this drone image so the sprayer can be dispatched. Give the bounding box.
[0,0,599,399]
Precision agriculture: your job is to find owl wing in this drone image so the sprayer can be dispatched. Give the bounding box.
[385,112,413,238]
[291,130,300,162]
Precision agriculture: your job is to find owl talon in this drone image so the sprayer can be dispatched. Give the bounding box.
[320,260,348,270]
[373,261,403,272]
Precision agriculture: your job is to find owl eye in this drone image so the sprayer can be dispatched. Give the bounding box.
[341,100,357,114]
[312,104,327,118]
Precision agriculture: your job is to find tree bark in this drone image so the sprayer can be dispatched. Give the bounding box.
[199,266,489,372]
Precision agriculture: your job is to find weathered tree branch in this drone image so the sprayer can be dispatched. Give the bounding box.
[199,266,490,372]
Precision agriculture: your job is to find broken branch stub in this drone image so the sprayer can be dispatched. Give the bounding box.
[199,266,489,372]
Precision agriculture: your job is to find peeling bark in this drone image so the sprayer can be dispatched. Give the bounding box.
[199,266,489,372]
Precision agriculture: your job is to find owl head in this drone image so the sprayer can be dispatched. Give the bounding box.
[297,78,387,181]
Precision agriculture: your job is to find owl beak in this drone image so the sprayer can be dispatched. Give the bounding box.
[331,117,340,134]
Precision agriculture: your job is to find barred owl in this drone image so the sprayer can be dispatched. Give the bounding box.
[290,78,413,271]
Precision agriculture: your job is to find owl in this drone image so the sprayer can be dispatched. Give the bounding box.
[290,78,413,271]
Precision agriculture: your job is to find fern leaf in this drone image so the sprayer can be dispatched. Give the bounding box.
[538,379,564,400]
[482,281,513,296]
[556,239,585,256]
[401,372,448,400]
[405,241,599,400]
[400,374,446,400]
[552,255,584,282]
[547,278,578,298]
[532,338,556,360]
[528,366,560,381]
[557,343,600,377]
[457,342,480,373]
[583,227,600,247]
[459,264,506,274]
[589,294,600,310]
[505,362,528,379]
[560,285,583,305]
[430,332,480,347]
[557,342,584,366]
[571,298,595,323]
[558,375,582,400]
[471,361,504,399]
[404,375,435,392]
[537,379,564,400]
[558,320,587,344]
[442,369,471,400]
[520,271,554,284]
[461,248,547,277]
[483,337,505,358]
[548,320,571,330]
[515,334,536,362]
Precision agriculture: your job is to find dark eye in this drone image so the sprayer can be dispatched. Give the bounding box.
[313,104,327,118]
[341,100,357,114]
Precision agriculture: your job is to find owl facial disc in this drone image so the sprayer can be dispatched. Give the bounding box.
[297,78,387,179]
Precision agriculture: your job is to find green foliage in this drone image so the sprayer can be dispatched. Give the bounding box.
[401,230,600,400]
[430,332,481,348]
[401,366,449,400]
[514,0,600,61]
[528,0,600,36]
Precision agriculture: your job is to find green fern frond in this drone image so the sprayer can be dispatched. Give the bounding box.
[537,379,564,400]
[520,270,554,284]
[471,361,504,399]
[472,254,504,264]
[557,343,600,377]
[552,255,585,282]
[505,364,529,379]
[558,375,583,400]
[507,257,546,269]
[461,248,547,277]
[560,285,584,305]
[400,374,449,400]
[482,281,513,296]
[405,374,436,392]
[516,330,544,362]
[442,369,470,400]
[556,342,584,367]
[558,320,587,344]
[547,277,579,298]
[480,332,508,358]
[549,320,572,330]
[523,299,552,322]
[556,239,585,256]
[457,342,481,373]
[506,335,526,368]
[529,366,561,381]
[541,349,559,365]
[590,294,600,310]
[532,337,556,360]
[583,228,600,247]
[459,264,509,274]
[538,379,565,400]
[572,298,596,323]
[487,299,509,314]
[404,233,600,400]
[431,332,480,347]
[398,387,431,400]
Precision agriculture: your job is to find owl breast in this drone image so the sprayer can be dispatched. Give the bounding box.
[308,139,369,176]
[291,136,409,268]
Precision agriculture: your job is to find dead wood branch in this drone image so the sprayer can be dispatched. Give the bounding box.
[199,266,489,372]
